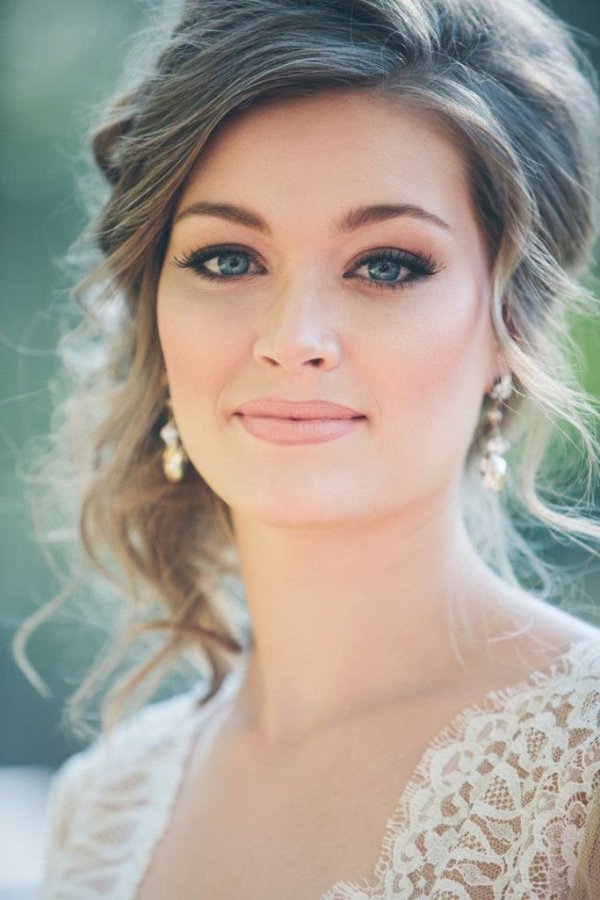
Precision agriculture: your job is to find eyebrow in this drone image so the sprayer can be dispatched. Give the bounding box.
[173,201,451,234]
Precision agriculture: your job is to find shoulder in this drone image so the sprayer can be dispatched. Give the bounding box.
[48,687,200,800]
[395,635,600,895]
[547,634,600,787]
[501,631,600,758]
[40,684,216,895]
[475,597,600,737]
[503,634,600,895]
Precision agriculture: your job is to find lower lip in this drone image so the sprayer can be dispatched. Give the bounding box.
[234,414,366,445]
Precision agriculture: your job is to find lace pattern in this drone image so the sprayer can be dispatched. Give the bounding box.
[40,636,600,899]
[321,637,600,899]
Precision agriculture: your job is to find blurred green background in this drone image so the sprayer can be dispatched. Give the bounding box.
[1,0,600,770]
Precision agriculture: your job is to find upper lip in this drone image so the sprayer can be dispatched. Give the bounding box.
[234,397,365,419]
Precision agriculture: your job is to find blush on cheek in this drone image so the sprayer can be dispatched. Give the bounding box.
[157,293,211,383]
[400,280,491,434]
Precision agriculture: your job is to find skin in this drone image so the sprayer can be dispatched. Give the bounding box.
[156,89,594,754]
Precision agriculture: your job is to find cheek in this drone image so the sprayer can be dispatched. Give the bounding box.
[386,278,486,378]
[157,282,240,407]
[412,301,482,392]
[375,276,492,453]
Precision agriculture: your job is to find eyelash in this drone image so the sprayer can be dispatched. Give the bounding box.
[172,243,442,292]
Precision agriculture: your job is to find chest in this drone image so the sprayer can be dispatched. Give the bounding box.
[135,686,475,900]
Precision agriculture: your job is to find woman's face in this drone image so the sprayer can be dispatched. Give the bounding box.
[157,90,499,528]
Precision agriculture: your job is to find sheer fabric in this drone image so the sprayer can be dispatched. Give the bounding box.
[41,636,600,899]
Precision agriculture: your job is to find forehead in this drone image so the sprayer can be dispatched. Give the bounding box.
[176,90,475,235]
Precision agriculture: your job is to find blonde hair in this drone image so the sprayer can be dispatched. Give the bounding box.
[14,0,600,742]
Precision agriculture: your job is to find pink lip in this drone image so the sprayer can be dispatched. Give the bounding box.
[234,397,364,419]
[235,414,365,445]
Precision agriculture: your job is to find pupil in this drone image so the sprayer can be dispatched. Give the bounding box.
[368,258,400,282]
[220,252,248,275]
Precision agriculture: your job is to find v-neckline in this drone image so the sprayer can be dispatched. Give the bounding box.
[134,634,599,900]
[319,635,599,898]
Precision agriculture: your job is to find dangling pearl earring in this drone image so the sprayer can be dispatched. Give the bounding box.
[160,397,188,482]
[478,372,513,493]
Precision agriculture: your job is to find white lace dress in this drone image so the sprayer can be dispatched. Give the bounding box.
[41,636,600,899]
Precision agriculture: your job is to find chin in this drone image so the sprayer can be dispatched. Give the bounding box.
[231,495,385,533]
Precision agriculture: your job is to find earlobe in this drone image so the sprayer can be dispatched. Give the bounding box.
[485,346,511,395]
[159,367,170,392]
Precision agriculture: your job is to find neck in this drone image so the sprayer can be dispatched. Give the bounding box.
[226,484,517,749]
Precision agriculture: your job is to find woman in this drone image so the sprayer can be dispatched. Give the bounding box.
[23,0,600,896]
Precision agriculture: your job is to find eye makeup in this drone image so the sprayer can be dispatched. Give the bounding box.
[172,242,443,293]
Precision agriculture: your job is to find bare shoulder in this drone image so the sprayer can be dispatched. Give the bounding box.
[468,585,600,688]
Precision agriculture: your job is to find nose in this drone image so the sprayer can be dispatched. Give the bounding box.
[252,278,341,371]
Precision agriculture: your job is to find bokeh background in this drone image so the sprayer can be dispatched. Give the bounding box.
[1,0,600,894]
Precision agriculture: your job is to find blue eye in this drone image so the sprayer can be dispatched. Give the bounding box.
[173,244,260,280]
[347,248,441,291]
[173,244,441,291]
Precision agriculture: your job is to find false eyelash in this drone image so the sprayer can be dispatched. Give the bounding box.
[173,243,443,292]
[173,244,259,279]
[348,247,441,291]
